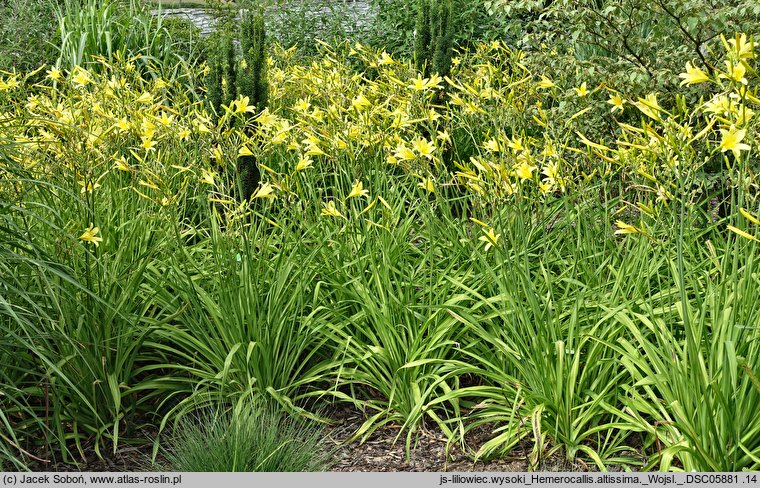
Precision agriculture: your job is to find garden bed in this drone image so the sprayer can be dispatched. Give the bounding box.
[2,0,759,474]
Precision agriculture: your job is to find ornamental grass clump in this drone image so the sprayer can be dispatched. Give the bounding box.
[161,399,333,472]
[55,0,178,78]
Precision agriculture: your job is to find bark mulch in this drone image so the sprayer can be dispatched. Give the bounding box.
[322,404,586,472]
[24,404,602,472]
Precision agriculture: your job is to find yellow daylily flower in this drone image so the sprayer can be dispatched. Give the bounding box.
[719,60,747,85]
[135,91,154,104]
[412,137,435,159]
[252,182,276,199]
[293,98,311,112]
[157,112,174,127]
[333,137,347,150]
[408,75,428,91]
[141,118,156,139]
[426,74,443,90]
[394,143,416,161]
[0,74,19,91]
[542,161,559,181]
[478,227,500,251]
[201,169,216,185]
[634,93,662,121]
[507,137,524,153]
[515,160,536,181]
[704,94,731,115]
[347,181,369,199]
[574,82,588,97]
[255,108,277,127]
[304,142,326,156]
[141,137,157,152]
[726,33,754,60]
[377,51,395,65]
[321,200,344,218]
[719,125,751,159]
[608,94,625,113]
[112,155,131,172]
[46,66,63,82]
[193,115,210,133]
[71,67,91,88]
[296,156,313,172]
[537,76,555,89]
[484,138,501,152]
[234,96,257,114]
[352,93,372,111]
[418,177,435,194]
[79,223,103,247]
[679,62,711,86]
[114,117,131,131]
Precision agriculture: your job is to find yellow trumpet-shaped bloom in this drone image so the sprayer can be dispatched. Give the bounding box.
[478,227,500,251]
[719,125,751,159]
[418,177,435,194]
[412,138,435,159]
[607,94,625,113]
[321,200,344,218]
[347,181,369,199]
[79,223,103,247]
[718,60,748,85]
[537,76,555,89]
[252,183,276,200]
[679,62,710,86]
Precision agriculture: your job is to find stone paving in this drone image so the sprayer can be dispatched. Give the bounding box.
[151,1,375,38]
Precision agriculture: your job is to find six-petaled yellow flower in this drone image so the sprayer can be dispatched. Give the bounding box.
[719,60,748,85]
[515,160,535,181]
[46,66,63,82]
[537,76,555,89]
[321,200,345,218]
[347,181,369,199]
[252,183,276,200]
[479,227,500,251]
[71,67,92,88]
[296,156,313,172]
[412,138,435,159]
[634,93,662,121]
[79,224,103,247]
[679,62,711,86]
[608,94,625,113]
[719,125,751,159]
